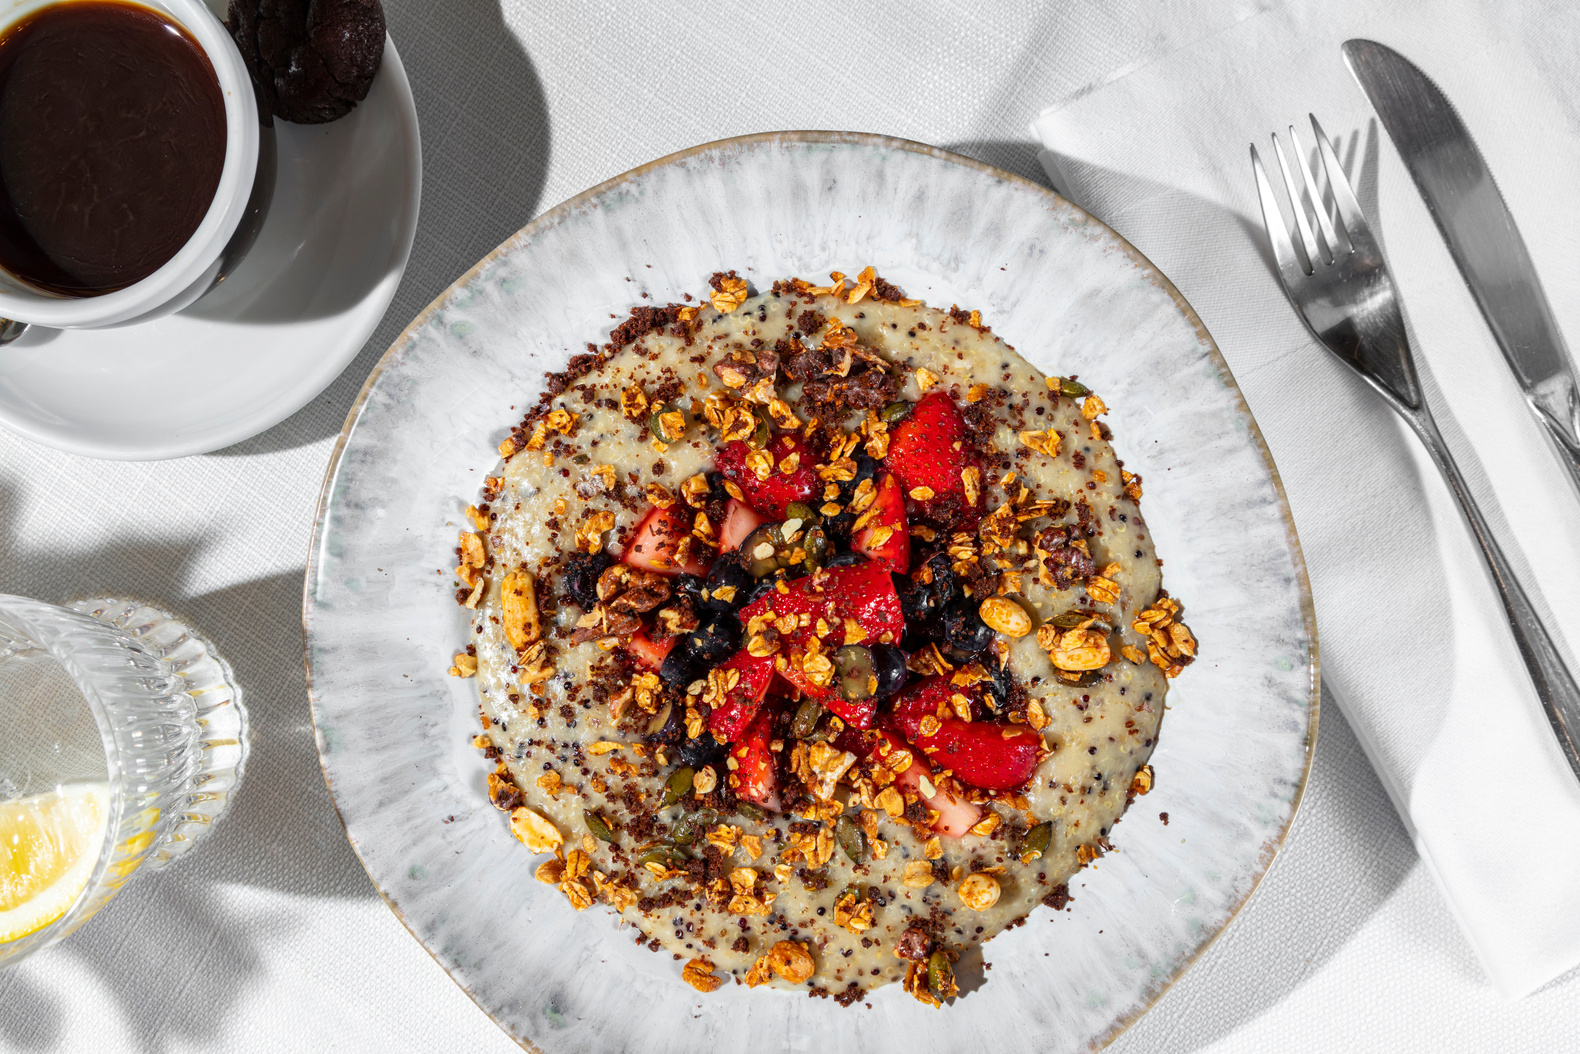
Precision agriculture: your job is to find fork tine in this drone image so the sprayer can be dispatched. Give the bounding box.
[1285,123,1340,261]
[1310,115,1366,246]
[1271,132,1321,270]
[1250,144,1306,282]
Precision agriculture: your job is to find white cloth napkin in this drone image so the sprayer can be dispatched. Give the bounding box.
[1033,0,1580,1000]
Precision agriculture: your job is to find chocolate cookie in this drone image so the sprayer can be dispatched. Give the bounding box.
[228,0,385,125]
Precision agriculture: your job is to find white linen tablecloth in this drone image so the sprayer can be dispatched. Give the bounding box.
[2,1,1578,1050]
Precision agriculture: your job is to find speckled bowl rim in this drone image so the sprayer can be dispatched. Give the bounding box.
[302,129,1320,1053]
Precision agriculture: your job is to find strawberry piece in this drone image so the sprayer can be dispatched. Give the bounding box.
[719,498,768,551]
[851,472,911,573]
[886,675,1043,791]
[738,562,904,648]
[715,433,818,519]
[887,675,958,740]
[916,719,1043,791]
[622,503,711,576]
[704,649,776,741]
[864,730,981,837]
[625,627,677,671]
[885,392,980,527]
[729,709,780,812]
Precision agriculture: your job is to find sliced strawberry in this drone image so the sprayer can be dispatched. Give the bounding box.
[851,472,911,574]
[622,502,711,576]
[887,675,958,740]
[715,433,818,519]
[885,392,980,527]
[915,719,1043,791]
[738,562,904,649]
[626,627,677,671]
[719,498,769,551]
[704,649,776,741]
[729,709,780,812]
[886,675,1043,791]
[866,730,981,837]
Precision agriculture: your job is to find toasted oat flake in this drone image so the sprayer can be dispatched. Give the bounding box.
[693,765,718,795]
[1018,428,1062,457]
[1081,394,1108,419]
[587,740,624,756]
[902,860,936,887]
[915,367,940,392]
[908,485,936,501]
[1130,765,1155,796]
[509,806,563,853]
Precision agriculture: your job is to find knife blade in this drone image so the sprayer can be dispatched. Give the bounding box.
[1343,39,1580,490]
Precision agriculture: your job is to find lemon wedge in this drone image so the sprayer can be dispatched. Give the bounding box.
[0,782,109,943]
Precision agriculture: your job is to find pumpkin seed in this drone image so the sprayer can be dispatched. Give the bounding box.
[663,766,694,807]
[880,400,913,424]
[735,801,766,823]
[584,810,616,843]
[1055,376,1091,398]
[789,698,825,741]
[1021,822,1052,860]
[927,949,955,1000]
[635,845,690,869]
[834,645,876,702]
[784,501,818,525]
[835,815,866,863]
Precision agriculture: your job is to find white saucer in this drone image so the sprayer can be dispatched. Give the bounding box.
[0,35,421,461]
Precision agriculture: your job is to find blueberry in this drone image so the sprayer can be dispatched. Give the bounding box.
[942,598,993,657]
[669,733,726,770]
[686,614,740,667]
[659,644,700,688]
[742,576,779,607]
[825,551,869,569]
[871,643,908,697]
[674,573,707,605]
[704,558,752,612]
[983,658,1014,712]
[562,551,613,609]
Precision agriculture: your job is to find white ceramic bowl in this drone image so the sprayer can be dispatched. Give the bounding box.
[305,133,1319,1054]
[0,0,261,328]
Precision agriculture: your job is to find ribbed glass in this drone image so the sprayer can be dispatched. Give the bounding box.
[0,595,247,966]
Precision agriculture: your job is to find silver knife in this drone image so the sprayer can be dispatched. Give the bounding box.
[1343,39,1580,492]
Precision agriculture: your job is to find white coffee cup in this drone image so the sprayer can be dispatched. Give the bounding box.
[0,0,269,329]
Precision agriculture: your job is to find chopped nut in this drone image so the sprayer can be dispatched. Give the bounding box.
[509,807,563,853]
[1047,622,1112,672]
[902,860,936,887]
[766,940,815,984]
[1026,698,1050,731]
[710,275,749,313]
[693,765,718,795]
[1082,394,1108,419]
[620,385,649,420]
[1130,765,1154,796]
[536,771,563,797]
[957,872,1001,910]
[978,596,1032,638]
[967,383,991,403]
[915,367,939,392]
[924,836,943,860]
[961,466,981,507]
[683,957,724,993]
[1018,428,1062,457]
[876,786,905,818]
[448,652,478,677]
[501,571,541,651]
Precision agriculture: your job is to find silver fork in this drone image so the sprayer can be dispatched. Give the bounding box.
[1252,115,1580,783]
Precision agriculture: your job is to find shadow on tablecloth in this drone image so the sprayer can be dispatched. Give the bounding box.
[0,561,372,1053]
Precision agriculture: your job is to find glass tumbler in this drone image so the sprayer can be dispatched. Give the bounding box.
[0,595,247,966]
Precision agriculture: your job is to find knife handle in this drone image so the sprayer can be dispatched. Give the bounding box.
[1410,410,1580,783]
